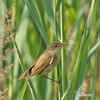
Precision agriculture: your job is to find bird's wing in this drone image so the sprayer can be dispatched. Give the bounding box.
[29,51,53,76]
[18,51,53,80]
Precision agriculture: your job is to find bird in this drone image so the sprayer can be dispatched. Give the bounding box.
[18,41,66,80]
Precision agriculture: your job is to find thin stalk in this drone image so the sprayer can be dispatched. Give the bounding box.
[53,0,57,40]
[53,1,58,100]
[18,78,29,100]
[60,1,65,93]
[7,3,16,100]
[13,38,35,99]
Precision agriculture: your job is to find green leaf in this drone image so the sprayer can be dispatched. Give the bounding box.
[56,0,62,11]
[19,79,28,100]
[88,61,96,100]
[87,40,100,62]
[25,0,49,45]
[43,0,60,40]
[68,0,88,50]
[61,0,96,99]
[13,5,29,92]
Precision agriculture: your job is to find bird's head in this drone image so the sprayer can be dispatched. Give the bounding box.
[48,41,67,53]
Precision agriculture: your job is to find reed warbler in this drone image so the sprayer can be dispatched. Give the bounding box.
[18,41,66,80]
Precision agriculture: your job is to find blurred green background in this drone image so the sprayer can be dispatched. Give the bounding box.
[0,0,100,100]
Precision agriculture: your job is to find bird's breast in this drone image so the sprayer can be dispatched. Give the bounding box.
[40,53,60,75]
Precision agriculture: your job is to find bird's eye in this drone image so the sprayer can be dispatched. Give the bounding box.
[54,45,58,48]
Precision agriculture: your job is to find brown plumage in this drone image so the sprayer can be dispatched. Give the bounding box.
[18,41,66,80]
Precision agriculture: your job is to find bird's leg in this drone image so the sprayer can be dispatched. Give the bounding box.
[42,75,61,84]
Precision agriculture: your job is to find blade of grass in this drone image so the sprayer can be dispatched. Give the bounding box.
[75,88,80,100]
[18,79,29,100]
[60,0,64,93]
[13,5,29,92]
[61,0,96,99]
[87,40,100,62]
[61,40,100,100]
[88,60,96,100]
[43,0,60,40]
[56,0,62,11]
[13,5,36,99]
[68,0,88,50]
[72,0,88,37]
[13,37,36,99]
[25,0,49,45]
[60,0,67,94]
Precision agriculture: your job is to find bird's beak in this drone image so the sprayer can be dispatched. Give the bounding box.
[62,42,67,46]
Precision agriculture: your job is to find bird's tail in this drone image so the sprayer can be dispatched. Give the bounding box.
[18,70,28,80]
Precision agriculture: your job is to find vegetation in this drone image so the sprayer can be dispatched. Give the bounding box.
[0,0,100,100]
